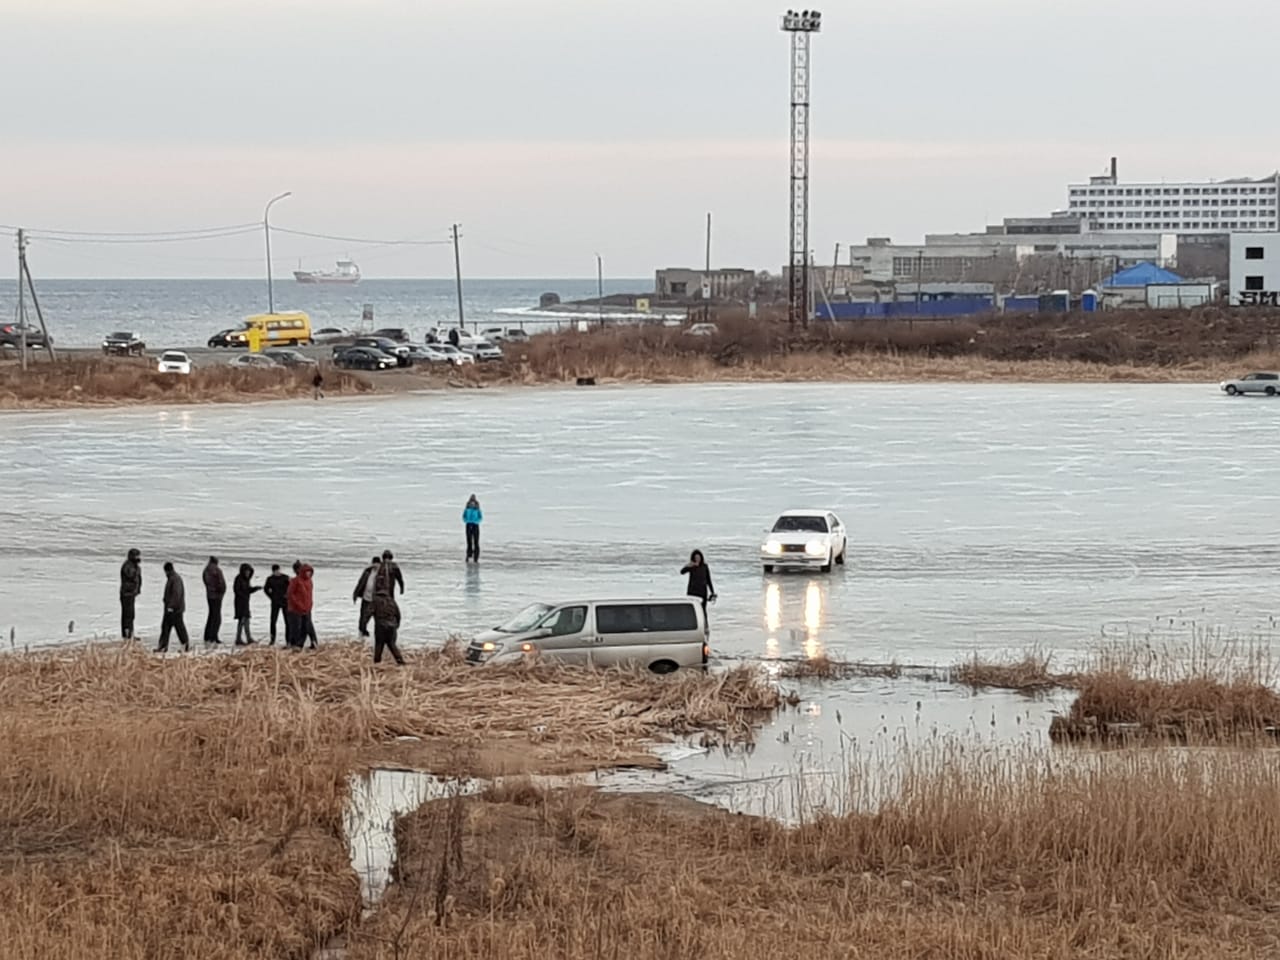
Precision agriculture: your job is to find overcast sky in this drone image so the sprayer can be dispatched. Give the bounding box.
[2,0,1276,278]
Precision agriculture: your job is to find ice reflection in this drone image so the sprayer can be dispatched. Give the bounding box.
[762,578,828,659]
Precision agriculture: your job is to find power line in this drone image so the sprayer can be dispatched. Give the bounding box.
[0,222,259,239]
[29,227,261,245]
[271,226,452,246]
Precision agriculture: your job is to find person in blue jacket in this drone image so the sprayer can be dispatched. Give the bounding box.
[463,494,483,562]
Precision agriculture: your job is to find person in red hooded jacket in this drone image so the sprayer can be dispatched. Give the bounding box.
[285,561,317,649]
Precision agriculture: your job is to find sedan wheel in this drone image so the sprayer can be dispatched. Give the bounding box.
[1226,385,1239,395]
[820,553,833,574]
[1267,386,1276,397]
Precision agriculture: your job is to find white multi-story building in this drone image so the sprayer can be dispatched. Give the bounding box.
[1228,232,1280,305]
[1067,159,1279,235]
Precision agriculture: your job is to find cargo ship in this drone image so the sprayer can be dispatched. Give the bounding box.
[293,259,361,285]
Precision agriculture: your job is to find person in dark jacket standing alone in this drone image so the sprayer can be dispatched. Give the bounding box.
[119,548,142,640]
[352,556,381,638]
[680,550,716,625]
[286,562,317,649]
[371,556,406,666]
[263,564,289,645]
[156,562,190,653]
[202,557,226,645]
[463,494,483,562]
[233,563,261,646]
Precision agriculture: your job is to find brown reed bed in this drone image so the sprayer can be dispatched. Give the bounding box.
[0,642,781,958]
[0,356,371,408]
[484,309,1280,386]
[347,746,1280,959]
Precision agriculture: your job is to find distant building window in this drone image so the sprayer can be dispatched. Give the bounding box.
[1246,275,1265,291]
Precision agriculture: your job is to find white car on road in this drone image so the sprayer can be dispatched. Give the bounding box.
[1221,372,1280,396]
[157,351,193,375]
[430,343,475,366]
[761,510,848,573]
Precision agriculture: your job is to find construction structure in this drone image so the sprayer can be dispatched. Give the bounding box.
[781,9,820,327]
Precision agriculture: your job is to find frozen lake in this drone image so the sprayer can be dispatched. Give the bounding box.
[2,382,1278,661]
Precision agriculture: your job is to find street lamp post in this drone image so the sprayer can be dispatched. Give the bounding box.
[263,191,292,315]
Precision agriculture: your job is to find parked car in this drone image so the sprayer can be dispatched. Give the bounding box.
[686,323,719,337]
[207,328,246,349]
[465,597,708,673]
[428,343,474,366]
[1221,372,1280,396]
[101,331,145,356]
[351,336,410,364]
[0,323,52,349]
[227,353,279,369]
[262,347,317,368]
[157,351,193,375]
[760,510,848,574]
[334,346,397,371]
[312,327,352,344]
[464,339,504,363]
[482,327,531,344]
[370,327,412,343]
[403,344,452,365]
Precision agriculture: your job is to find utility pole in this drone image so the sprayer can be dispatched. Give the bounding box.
[15,229,55,369]
[452,224,465,329]
[263,191,291,315]
[17,229,26,371]
[915,249,924,314]
[596,253,604,329]
[781,9,821,328]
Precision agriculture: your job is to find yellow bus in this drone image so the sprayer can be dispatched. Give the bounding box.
[228,311,313,349]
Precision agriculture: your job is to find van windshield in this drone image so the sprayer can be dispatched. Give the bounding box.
[496,603,553,633]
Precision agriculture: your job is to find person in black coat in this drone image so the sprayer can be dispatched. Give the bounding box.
[233,563,262,646]
[262,564,290,645]
[155,562,189,653]
[680,549,716,625]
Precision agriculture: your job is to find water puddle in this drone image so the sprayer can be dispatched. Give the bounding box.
[341,677,1075,913]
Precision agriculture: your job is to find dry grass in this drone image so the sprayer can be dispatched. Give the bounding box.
[0,357,371,408]
[952,649,1060,692]
[776,654,903,681]
[347,746,1280,959]
[0,642,781,958]
[481,309,1280,385]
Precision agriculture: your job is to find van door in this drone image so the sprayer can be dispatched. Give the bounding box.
[533,605,591,665]
[636,601,703,669]
[590,603,646,668]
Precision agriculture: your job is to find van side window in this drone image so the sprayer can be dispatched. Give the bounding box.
[645,603,698,631]
[596,604,645,634]
[544,606,587,636]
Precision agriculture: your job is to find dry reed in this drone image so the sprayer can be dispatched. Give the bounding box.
[348,746,1280,959]
[0,357,370,408]
[0,643,781,958]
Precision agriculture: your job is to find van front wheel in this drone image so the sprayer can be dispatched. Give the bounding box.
[649,659,679,675]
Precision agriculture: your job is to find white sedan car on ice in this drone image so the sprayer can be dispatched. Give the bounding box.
[761,510,848,574]
[156,351,193,375]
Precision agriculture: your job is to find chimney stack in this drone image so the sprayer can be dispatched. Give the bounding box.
[1110,156,1118,182]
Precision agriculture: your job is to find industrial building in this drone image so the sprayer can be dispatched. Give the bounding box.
[1229,233,1280,305]
[1068,159,1280,235]
[653,267,756,301]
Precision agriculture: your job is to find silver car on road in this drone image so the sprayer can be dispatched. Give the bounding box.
[1221,372,1280,396]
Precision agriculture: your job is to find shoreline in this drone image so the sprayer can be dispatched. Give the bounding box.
[0,353,1238,411]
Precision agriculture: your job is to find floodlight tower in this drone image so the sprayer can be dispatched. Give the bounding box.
[781,9,820,327]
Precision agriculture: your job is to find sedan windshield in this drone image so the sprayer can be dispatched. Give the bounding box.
[496,603,553,633]
[772,515,828,533]
[161,353,186,362]
[109,332,133,339]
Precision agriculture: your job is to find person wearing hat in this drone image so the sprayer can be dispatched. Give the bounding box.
[202,556,226,645]
[371,551,406,666]
[156,562,190,653]
[119,548,142,640]
[462,495,483,562]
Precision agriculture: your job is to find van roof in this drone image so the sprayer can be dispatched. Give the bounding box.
[540,597,698,606]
